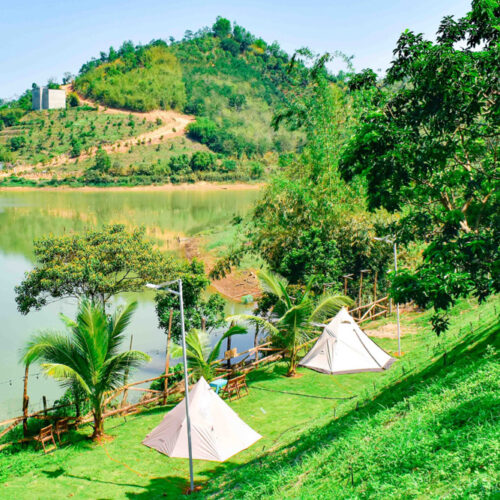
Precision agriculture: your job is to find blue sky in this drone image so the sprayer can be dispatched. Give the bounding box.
[0,0,470,99]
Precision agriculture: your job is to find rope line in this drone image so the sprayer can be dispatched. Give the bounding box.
[251,385,357,401]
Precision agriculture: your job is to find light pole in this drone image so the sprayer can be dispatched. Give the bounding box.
[146,279,194,492]
[373,236,401,356]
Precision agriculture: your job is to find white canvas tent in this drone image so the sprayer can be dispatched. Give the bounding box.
[299,308,395,375]
[143,377,261,462]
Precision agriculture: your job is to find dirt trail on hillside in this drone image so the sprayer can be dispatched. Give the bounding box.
[182,237,262,303]
[11,85,194,173]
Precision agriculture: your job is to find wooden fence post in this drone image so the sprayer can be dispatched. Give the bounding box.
[121,335,133,408]
[42,396,47,416]
[22,364,29,437]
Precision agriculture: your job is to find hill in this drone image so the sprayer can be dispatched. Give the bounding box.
[0,18,304,187]
[0,296,497,499]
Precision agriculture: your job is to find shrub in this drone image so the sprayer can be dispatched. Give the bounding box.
[190,151,215,171]
[169,154,190,173]
[68,92,80,107]
[9,136,26,151]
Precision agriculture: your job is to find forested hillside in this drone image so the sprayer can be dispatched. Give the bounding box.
[74,17,302,157]
[0,17,304,186]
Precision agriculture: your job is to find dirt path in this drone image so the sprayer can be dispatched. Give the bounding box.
[182,237,262,303]
[11,85,194,172]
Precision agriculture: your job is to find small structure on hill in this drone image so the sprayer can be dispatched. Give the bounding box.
[32,87,66,110]
[143,377,261,462]
[300,308,395,375]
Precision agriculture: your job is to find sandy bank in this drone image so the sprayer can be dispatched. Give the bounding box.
[0,182,265,193]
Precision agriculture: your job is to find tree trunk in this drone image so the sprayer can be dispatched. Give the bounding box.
[92,409,104,440]
[254,325,260,362]
[287,347,297,377]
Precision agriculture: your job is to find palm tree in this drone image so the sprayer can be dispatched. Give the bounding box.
[21,300,150,440]
[171,325,247,382]
[230,271,353,377]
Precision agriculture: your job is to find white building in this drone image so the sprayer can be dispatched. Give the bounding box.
[32,87,66,110]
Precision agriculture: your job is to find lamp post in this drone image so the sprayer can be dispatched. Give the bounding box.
[146,279,194,492]
[373,236,401,356]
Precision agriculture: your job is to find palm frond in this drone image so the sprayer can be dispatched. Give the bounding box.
[108,301,138,356]
[208,324,247,364]
[226,314,278,335]
[40,363,91,394]
[257,270,288,299]
[310,294,354,323]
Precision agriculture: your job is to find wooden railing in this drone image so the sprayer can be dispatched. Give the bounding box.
[349,296,390,323]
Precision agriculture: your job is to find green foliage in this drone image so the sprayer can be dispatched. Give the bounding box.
[9,135,26,151]
[0,107,26,127]
[149,364,183,392]
[154,259,226,342]
[190,150,215,171]
[170,325,247,382]
[340,1,499,333]
[15,224,180,314]
[75,45,186,112]
[68,92,80,107]
[92,146,111,172]
[213,51,393,292]
[212,17,232,38]
[21,300,149,438]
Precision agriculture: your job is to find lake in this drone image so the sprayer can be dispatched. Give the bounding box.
[0,186,261,421]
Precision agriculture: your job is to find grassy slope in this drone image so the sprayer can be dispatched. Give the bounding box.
[0,297,498,499]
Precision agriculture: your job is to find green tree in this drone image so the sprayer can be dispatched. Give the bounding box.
[212,17,231,38]
[231,271,353,376]
[190,151,215,171]
[21,300,149,439]
[211,50,393,289]
[170,325,247,382]
[70,137,82,157]
[155,260,225,342]
[9,136,26,151]
[92,147,111,173]
[340,1,499,334]
[16,224,179,314]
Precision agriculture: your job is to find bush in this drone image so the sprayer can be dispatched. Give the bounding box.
[190,151,215,171]
[68,92,80,107]
[9,136,26,151]
[169,154,190,173]
[70,138,82,157]
[93,147,111,172]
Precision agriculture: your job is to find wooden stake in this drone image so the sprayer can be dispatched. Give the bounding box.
[42,396,47,416]
[121,335,133,408]
[22,364,29,437]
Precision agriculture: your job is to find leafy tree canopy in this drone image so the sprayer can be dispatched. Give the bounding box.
[340,0,499,333]
[155,259,226,342]
[16,224,180,314]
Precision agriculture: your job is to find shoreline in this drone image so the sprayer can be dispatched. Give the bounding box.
[0,181,265,193]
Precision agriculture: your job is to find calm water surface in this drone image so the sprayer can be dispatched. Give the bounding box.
[0,188,260,420]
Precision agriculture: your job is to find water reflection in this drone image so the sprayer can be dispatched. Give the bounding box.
[0,188,260,419]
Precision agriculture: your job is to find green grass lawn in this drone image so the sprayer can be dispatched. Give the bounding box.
[1,296,498,499]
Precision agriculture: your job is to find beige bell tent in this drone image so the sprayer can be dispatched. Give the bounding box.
[143,377,261,462]
[299,308,395,375]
